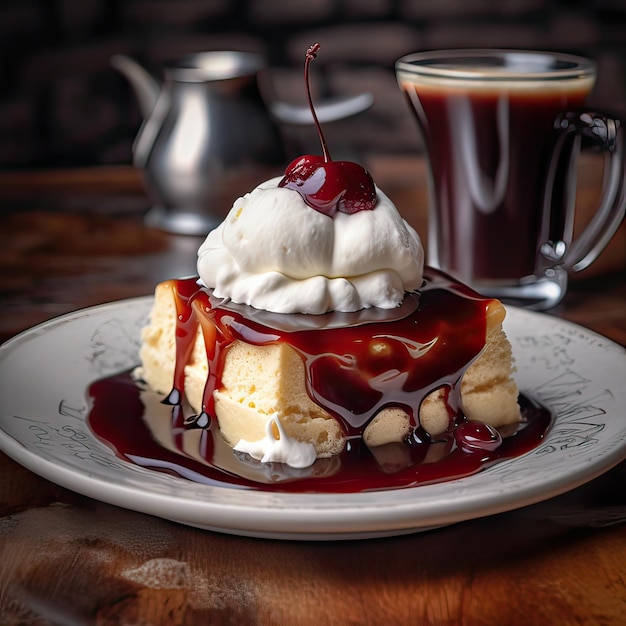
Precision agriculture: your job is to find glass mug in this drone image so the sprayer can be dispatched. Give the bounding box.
[396,49,625,309]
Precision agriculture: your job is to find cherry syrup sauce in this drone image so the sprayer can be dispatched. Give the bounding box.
[87,269,551,493]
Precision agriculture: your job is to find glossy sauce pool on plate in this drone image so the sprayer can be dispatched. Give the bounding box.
[88,377,550,493]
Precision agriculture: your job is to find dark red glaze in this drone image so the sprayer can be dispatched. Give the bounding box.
[161,269,491,438]
[163,276,200,406]
[87,268,552,493]
[278,43,377,216]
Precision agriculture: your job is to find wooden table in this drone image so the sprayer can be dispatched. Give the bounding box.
[0,160,625,625]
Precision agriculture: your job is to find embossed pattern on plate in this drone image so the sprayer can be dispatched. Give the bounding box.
[0,298,625,540]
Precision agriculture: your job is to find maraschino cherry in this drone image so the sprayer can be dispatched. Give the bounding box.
[278,43,377,217]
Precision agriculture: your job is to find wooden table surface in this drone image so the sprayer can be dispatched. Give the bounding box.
[0,159,625,625]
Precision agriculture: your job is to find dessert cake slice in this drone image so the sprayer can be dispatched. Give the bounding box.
[137,271,521,459]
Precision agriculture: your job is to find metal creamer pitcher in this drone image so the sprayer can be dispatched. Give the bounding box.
[112,51,373,235]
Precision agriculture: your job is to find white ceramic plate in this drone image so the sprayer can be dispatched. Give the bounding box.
[0,298,625,540]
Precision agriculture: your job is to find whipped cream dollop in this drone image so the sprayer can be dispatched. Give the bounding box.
[197,177,424,314]
[234,415,317,468]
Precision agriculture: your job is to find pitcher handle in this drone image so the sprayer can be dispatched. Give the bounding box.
[270,92,374,125]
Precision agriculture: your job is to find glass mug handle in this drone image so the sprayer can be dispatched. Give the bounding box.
[541,110,625,273]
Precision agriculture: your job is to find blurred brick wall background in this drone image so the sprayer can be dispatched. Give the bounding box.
[1,0,625,169]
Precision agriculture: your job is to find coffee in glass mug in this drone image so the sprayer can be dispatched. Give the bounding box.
[396,49,625,309]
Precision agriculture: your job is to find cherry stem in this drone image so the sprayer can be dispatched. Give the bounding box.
[305,43,331,162]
